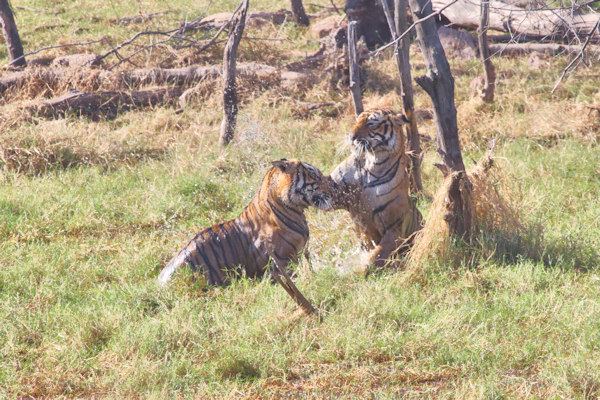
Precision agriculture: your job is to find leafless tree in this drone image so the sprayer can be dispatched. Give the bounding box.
[0,0,26,66]
[291,0,310,25]
[408,0,472,236]
[220,0,250,146]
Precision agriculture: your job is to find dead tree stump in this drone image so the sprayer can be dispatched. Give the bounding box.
[347,21,364,117]
[408,0,472,237]
[219,0,249,146]
[0,0,26,66]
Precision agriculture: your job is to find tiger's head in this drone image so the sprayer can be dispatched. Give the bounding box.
[270,159,333,211]
[349,109,409,157]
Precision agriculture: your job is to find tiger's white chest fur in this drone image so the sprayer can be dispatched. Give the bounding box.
[331,149,411,244]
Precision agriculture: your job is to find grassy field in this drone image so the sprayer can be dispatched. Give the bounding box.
[1,0,600,398]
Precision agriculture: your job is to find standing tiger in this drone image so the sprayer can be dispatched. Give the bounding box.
[158,159,332,291]
[330,109,423,268]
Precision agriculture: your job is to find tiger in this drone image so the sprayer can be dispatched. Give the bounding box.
[330,108,423,269]
[158,159,333,291]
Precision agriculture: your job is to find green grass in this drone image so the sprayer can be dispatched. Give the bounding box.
[2,0,600,397]
[1,138,599,398]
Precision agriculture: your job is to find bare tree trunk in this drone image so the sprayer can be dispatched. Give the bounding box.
[290,0,310,26]
[408,0,464,172]
[478,0,495,103]
[378,0,423,193]
[219,0,249,146]
[347,21,364,117]
[408,0,472,237]
[0,0,26,66]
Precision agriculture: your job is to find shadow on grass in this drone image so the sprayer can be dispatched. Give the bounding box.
[217,356,261,381]
[456,224,600,272]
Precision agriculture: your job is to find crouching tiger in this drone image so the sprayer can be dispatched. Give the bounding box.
[158,159,332,312]
[330,109,423,269]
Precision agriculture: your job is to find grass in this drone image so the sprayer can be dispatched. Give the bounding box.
[1,0,600,398]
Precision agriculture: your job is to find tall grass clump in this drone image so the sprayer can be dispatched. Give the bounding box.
[407,154,529,279]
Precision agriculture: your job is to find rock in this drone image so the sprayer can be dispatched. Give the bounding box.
[438,26,478,60]
[52,53,102,68]
[199,10,289,29]
[280,71,315,90]
[413,108,434,122]
[527,53,547,69]
[469,74,486,95]
[238,62,280,81]
[309,15,346,38]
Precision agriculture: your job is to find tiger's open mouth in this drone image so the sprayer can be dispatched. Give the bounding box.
[352,138,373,155]
[311,194,332,211]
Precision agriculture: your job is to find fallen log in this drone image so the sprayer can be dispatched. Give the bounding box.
[284,44,328,71]
[432,0,600,42]
[25,87,185,118]
[0,63,278,96]
[489,42,600,55]
[122,65,221,86]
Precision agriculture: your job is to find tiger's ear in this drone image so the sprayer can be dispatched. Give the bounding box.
[271,159,290,171]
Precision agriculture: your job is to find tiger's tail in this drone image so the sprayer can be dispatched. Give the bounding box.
[158,250,188,286]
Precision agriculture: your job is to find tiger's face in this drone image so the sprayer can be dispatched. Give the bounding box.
[349,109,408,156]
[271,159,333,211]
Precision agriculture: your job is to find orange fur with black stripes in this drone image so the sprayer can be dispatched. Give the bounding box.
[158,159,332,286]
[330,109,423,268]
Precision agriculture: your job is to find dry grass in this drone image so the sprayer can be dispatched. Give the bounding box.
[407,155,526,279]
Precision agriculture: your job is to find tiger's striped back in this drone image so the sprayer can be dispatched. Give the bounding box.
[158,159,332,286]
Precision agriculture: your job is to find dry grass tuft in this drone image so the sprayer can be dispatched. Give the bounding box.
[406,155,524,279]
[469,156,523,233]
[406,171,456,278]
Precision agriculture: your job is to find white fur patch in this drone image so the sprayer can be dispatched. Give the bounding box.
[365,152,377,170]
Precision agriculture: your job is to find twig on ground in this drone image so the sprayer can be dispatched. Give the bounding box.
[107,33,181,70]
[245,36,287,41]
[276,14,288,40]
[95,29,178,65]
